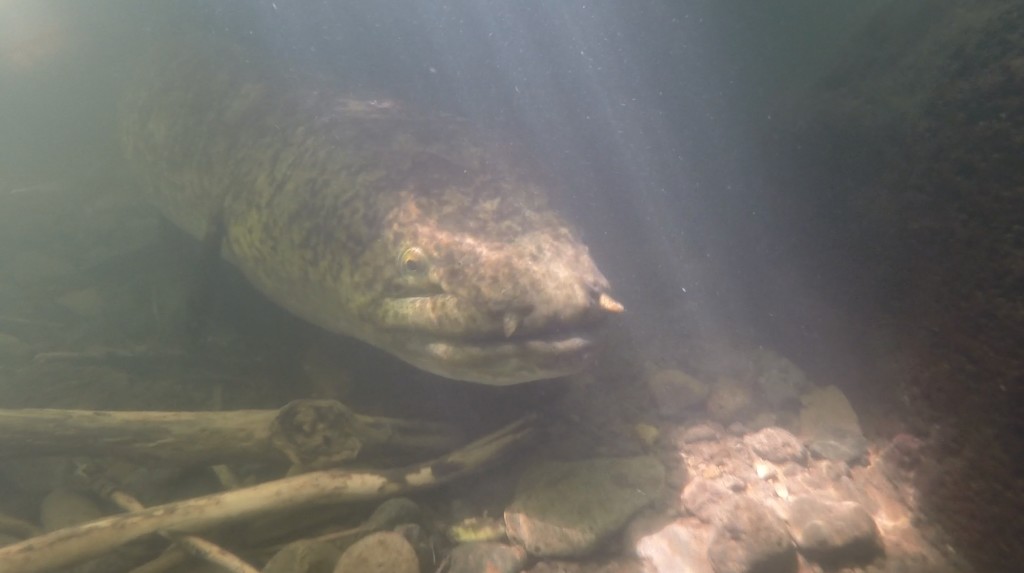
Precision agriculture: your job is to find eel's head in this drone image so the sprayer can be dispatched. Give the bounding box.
[358,193,623,385]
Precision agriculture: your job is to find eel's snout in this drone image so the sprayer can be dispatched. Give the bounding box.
[499,284,623,338]
[587,280,625,315]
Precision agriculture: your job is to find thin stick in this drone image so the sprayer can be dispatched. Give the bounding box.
[95,483,258,573]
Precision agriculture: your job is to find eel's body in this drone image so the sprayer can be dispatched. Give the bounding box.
[119,42,621,385]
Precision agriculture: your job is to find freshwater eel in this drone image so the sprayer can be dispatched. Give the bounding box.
[119,43,623,385]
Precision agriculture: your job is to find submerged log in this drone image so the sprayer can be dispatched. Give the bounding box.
[0,416,535,573]
[0,399,462,468]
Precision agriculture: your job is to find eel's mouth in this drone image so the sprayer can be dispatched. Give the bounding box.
[395,329,601,385]
[370,290,623,385]
[368,286,622,384]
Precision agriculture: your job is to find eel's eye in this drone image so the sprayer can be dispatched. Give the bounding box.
[399,246,428,275]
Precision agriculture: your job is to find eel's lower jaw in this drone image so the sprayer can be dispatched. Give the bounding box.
[398,330,601,385]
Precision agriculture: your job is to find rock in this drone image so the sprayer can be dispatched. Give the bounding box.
[263,540,339,573]
[705,379,755,424]
[807,430,869,464]
[448,542,528,573]
[787,496,882,567]
[799,386,866,464]
[363,497,420,530]
[751,349,811,409]
[56,288,104,318]
[333,531,418,573]
[634,520,714,573]
[743,427,806,464]
[680,478,734,523]
[798,386,864,446]
[679,423,720,444]
[647,368,710,418]
[392,523,433,568]
[707,497,797,573]
[504,456,664,557]
[40,488,105,531]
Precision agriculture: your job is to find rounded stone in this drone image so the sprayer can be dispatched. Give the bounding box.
[647,368,710,418]
[333,531,418,573]
[504,456,665,557]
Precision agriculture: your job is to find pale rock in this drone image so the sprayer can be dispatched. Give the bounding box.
[744,427,806,464]
[680,478,734,523]
[788,495,883,567]
[707,497,797,573]
[634,520,714,573]
[333,531,418,573]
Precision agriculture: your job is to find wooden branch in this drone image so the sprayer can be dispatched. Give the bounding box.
[0,400,462,467]
[0,416,535,573]
[86,473,259,573]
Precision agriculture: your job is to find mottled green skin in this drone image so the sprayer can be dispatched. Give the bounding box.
[119,46,616,384]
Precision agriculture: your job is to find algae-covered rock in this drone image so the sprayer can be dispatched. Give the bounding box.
[504,456,664,557]
[647,368,710,418]
[447,515,507,543]
[799,386,862,438]
[800,386,868,463]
